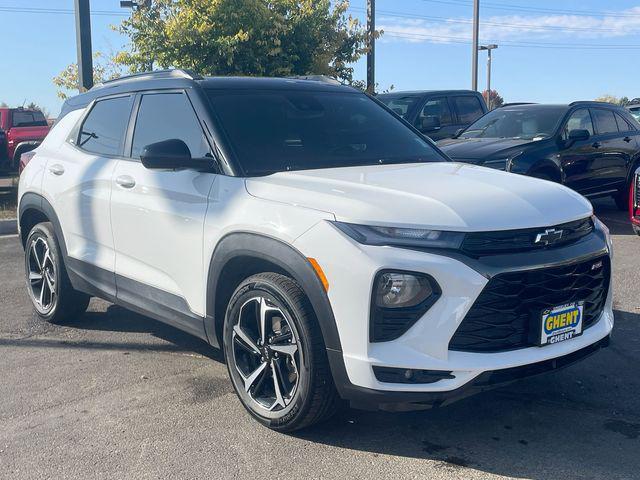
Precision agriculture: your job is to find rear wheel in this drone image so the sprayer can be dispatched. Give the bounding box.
[24,222,90,323]
[223,272,339,431]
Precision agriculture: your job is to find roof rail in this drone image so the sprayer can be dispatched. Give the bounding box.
[92,69,203,89]
[287,75,342,86]
[569,100,616,107]
[498,102,537,108]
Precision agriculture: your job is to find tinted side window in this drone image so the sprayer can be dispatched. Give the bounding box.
[592,109,619,135]
[79,96,132,156]
[131,92,210,159]
[562,108,594,140]
[615,112,634,132]
[453,96,484,124]
[12,110,48,128]
[416,97,453,127]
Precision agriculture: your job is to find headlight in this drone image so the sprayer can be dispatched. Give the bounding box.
[370,270,441,342]
[333,222,465,249]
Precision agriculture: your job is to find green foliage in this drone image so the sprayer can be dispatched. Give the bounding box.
[53,52,127,100]
[116,0,373,85]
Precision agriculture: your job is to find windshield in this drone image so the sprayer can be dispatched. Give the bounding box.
[376,95,421,119]
[207,90,446,176]
[11,110,47,128]
[461,107,566,140]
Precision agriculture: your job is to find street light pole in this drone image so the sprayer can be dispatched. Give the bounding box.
[479,44,498,109]
[471,0,479,91]
[367,0,376,94]
[74,0,93,91]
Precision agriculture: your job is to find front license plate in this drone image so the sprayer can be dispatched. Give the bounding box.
[540,302,584,346]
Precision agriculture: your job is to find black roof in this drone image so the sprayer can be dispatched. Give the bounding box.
[377,89,480,98]
[59,69,358,118]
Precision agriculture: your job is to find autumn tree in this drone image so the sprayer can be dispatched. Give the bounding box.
[115,0,373,85]
[53,52,127,99]
[482,89,504,109]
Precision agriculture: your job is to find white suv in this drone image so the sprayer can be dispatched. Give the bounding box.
[18,70,614,431]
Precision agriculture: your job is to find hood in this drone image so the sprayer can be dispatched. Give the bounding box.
[437,137,538,162]
[245,162,592,232]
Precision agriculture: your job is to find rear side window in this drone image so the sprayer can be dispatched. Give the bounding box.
[591,109,618,134]
[78,96,132,156]
[131,92,210,159]
[453,96,484,124]
[11,110,47,128]
[615,112,635,132]
[416,97,453,127]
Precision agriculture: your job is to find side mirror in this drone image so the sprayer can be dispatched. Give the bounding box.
[568,129,590,143]
[420,116,441,132]
[140,139,214,172]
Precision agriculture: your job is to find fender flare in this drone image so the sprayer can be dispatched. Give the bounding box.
[18,192,68,256]
[204,232,343,356]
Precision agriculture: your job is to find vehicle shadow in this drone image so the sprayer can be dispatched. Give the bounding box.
[63,303,224,362]
[295,309,640,480]
[592,197,635,236]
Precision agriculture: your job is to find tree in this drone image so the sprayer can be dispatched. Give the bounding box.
[595,94,620,104]
[482,89,504,109]
[53,52,127,100]
[115,0,374,86]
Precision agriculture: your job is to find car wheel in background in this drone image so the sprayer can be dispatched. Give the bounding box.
[223,272,339,431]
[24,222,90,323]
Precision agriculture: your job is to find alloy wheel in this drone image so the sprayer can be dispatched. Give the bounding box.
[231,296,303,412]
[27,236,57,314]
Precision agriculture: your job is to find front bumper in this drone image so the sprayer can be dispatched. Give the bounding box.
[293,220,613,408]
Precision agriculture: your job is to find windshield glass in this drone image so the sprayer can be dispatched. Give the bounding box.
[628,107,640,121]
[376,95,421,119]
[207,90,446,176]
[461,106,566,140]
[11,110,47,128]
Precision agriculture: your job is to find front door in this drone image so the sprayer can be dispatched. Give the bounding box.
[110,91,216,336]
[559,108,600,194]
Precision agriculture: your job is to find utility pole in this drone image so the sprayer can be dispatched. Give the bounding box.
[74,0,93,92]
[366,0,375,94]
[479,44,498,109]
[471,0,480,91]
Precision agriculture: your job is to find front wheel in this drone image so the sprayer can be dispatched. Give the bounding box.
[223,272,339,431]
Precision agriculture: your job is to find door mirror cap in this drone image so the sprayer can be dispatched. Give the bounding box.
[141,139,215,172]
[568,129,591,142]
[420,116,441,132]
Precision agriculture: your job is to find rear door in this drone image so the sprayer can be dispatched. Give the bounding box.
[41,94,134,298]
[110,90,216,336]
[451,95,486,133]
[414,96,456,140]
[588,108,628,194]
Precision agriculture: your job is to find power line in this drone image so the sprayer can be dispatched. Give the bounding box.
[416,0,640,18]
[0,6,127,16]
[349,6,631,34]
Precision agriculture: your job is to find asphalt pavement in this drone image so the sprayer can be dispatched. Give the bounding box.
[0,198,639,480]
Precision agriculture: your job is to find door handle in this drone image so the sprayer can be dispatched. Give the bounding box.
[48,164,65,176]
[592,141,602,148]
[624,136,632,143]
[115,175,136,189]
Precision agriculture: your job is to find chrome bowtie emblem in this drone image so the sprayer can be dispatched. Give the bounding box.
[534,228,564,245]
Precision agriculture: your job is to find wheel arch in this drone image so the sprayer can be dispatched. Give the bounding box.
[205,232,342,356]
[18,193,67,255]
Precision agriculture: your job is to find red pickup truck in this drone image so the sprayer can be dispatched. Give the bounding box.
[0,107,50,171]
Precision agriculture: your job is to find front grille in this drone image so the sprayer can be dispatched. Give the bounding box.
[461,217,593,257]
[449,255,610,353]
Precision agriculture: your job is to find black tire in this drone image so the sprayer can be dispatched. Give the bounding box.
[223,272,339,431]
[24,222,90,323]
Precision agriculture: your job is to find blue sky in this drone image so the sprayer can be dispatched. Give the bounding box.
[3,0,640,117]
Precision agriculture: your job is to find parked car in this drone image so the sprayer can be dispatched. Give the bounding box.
[19,70,613,431]
[0,107,50,171]
[631,167,640,235]
[627,103,640,122]
[377,90,487,140]
[439,102,640,211]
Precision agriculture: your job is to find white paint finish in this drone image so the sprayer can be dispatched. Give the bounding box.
[110,161,216,316]
[246,162,593,231]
